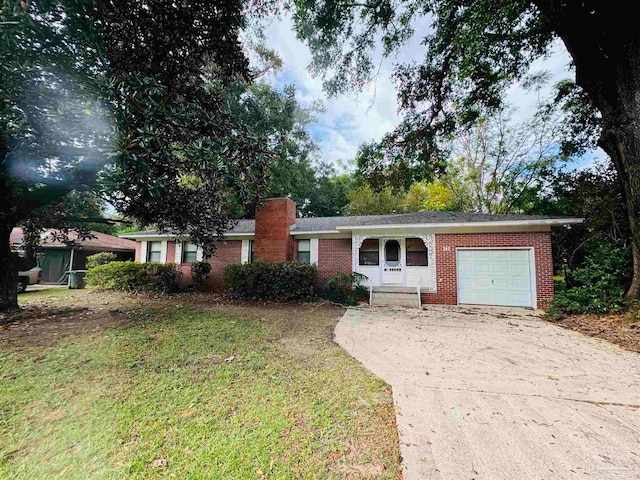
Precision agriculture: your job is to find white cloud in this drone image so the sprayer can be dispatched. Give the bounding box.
[256,14,601,171]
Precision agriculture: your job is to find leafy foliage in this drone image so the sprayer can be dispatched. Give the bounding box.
[1,0,272,310]
[346,181,457,216]
[323,272,368,306]
[85,252,117,270]
[547,240,632,318]
[191,261,212,290]
[86,261,180,294]
[225,82,320,217]
[97,0,272,257]
[223,261,317,301]
[300,166,353,218]
[525,162,630,274]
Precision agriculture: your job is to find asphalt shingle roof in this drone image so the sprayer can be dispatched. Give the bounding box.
[122,210,579,237]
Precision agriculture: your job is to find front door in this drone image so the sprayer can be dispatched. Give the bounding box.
[382,238,403,284]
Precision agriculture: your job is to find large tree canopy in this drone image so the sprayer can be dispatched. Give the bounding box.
[0,0,270,310]
[292,0,640,300]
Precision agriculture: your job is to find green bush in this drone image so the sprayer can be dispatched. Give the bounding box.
[86,252,117,269]
[547,239,631,318]
[86,261,181,293]
[323,272,368,306]
[191,261,212,289]
[223,260,317,300]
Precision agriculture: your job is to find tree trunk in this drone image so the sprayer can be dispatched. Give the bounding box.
[599,122,640,301]
[0,222,18,312]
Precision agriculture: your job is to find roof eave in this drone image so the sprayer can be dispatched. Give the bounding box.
[335,218,585,231]
[119,232,255,239]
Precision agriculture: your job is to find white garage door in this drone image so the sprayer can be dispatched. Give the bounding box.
[457,249,534,308]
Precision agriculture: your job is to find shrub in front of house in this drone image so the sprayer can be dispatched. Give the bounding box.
[86,261,180,293]
[191,261,212,290]
[547,239,631,319]
[86,252,118,269]
[223,260,317,300]
[323,272,368,306]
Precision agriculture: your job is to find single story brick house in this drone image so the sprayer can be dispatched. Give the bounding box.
[121,198,582,309]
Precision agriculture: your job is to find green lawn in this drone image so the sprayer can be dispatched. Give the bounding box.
[0,291,399,479]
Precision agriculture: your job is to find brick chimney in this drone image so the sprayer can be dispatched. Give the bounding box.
[254,197,296,262]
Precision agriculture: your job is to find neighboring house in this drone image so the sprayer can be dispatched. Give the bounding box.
[121,198,583,309]
[11,228,136,284]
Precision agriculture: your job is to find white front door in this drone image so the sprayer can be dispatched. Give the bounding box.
[457,249,534,308]
[382,238,404,284]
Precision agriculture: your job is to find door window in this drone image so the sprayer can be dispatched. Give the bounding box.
[384,240,400,267]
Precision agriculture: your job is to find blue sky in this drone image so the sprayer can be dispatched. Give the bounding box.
[254,14,605,172]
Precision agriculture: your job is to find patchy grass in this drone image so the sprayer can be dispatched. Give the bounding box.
[0,291,400,479]
[19,286,77,299]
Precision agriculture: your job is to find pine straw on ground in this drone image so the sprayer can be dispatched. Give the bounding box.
[548,308,640,354]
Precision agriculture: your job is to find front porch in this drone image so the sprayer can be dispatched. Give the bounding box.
[351,234,437,293]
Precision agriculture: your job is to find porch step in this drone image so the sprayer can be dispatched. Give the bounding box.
[372,285,417,293]
[371,291,420,308]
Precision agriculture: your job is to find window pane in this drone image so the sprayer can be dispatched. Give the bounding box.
[249,240,254,264]
[182,242,197,263]
[359,238,379,266]
[298,239,310,252]
[298,252,311,264]
[406,238,428,266]
[360,238,378,251]
[183,251,198,263]
[148,242,162,262]
[359,251,379,266]
[407,251,428,266]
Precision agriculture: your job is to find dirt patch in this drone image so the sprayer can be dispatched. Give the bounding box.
[0,291,146,350]
[548,310,640,354]
[0,290,344,353]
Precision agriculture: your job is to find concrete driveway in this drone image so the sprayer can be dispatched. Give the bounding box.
[335,306,640,480]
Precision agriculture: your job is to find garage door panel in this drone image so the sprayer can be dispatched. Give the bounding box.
[457,249,533,308]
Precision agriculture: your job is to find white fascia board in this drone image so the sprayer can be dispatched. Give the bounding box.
[120,232,255,239]
[336,218,584,231]
[290,230,341,235]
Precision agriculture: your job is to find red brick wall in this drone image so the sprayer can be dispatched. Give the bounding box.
[422,232,554,309]
[254,198,296,262]
[317,238,352,282]
[134,242,141,262]
[166,241,176,264]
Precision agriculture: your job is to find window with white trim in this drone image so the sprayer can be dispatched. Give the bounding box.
[147,241,162,263]
[297,239,311,264]
[249,240,255,264]
[182,242,198,263]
